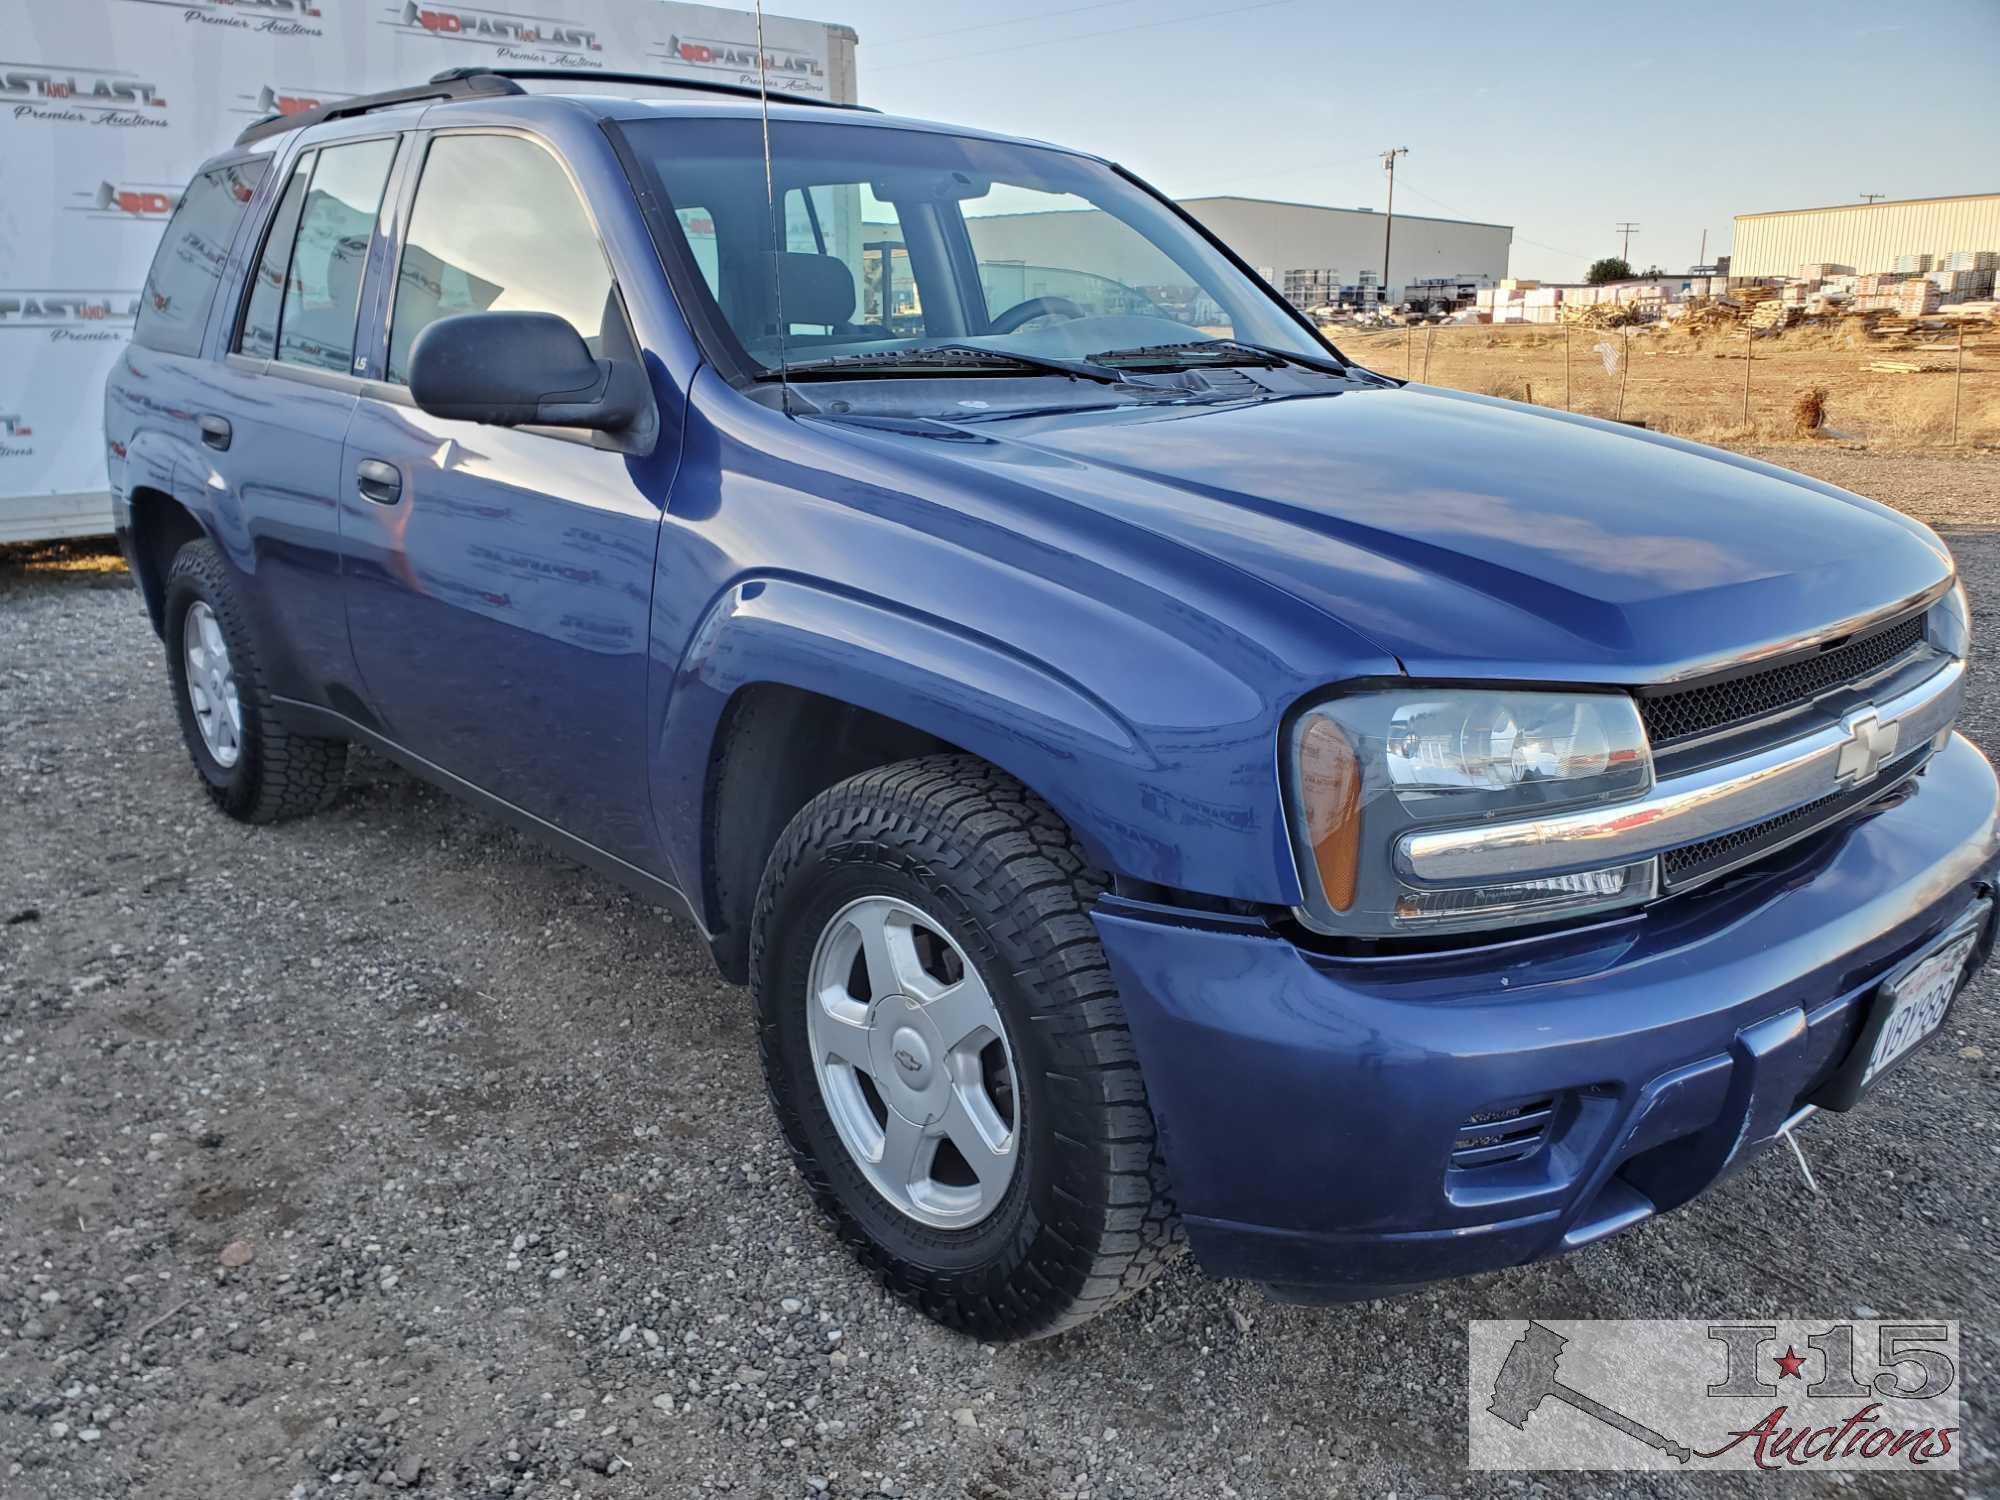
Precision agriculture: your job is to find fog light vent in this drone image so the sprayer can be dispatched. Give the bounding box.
[1450,1095,1561,1170]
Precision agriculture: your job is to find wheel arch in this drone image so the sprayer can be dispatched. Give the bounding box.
[663,577,1155,983]
[126,484,209,636]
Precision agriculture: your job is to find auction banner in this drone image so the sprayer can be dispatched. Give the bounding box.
[0,0,845,535]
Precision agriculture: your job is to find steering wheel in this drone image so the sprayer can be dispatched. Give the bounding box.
[985,295,1090,335]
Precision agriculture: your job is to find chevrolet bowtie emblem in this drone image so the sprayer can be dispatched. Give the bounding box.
[1834,707,1899,787]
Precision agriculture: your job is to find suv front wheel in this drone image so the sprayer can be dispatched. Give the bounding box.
[751,755,1183,1340]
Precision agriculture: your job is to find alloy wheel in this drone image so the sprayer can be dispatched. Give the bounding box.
[183,600,243,769]
[805,895,1020,1228]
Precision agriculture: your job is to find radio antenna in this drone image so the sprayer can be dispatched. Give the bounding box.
[755,0,791,415]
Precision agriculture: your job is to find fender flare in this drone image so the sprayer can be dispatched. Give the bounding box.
[119,428,213,628]
[655,574,1161,915]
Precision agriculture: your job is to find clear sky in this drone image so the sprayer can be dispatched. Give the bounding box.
[770,0,2000,282]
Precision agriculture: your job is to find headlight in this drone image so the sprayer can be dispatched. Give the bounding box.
[1288,688,1655,937]
[1929,579,1970,661]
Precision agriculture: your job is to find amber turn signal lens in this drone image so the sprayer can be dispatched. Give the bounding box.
[1298,715,1362,912]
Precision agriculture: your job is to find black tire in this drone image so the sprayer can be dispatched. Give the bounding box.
[163,538,346,823]
[751,754,1183,1340]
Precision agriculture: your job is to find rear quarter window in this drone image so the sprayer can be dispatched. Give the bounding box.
[134,160,268,357]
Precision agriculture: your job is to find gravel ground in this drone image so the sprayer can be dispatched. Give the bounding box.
[2,446,1996,1500]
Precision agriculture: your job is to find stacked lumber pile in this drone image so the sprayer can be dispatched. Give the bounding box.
[1749,301,1800,331]
[1896,279,1942,318]
[1561,301,1643,328]
[1849,273,1905,313]
[1864,358,1953,374]
[1673,299,1743,334]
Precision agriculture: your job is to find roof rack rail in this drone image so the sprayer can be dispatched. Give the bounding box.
[427,66,877,112]
[234,71,523,146]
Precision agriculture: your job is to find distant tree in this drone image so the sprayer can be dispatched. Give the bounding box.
[1587,256,1634,284]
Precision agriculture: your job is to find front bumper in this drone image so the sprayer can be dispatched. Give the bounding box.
[1093,732,1999,1296]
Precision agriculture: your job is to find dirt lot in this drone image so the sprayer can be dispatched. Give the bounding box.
[2,446,1997,1500]
[1340,320,2000,450]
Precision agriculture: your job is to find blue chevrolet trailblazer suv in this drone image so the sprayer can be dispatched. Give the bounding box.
[106,68,1991,1339]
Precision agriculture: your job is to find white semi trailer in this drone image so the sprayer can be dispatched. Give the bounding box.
[0,0,859,543]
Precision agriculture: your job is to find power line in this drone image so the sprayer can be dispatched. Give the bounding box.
[1190,162,1592,266]
[868,0,1144,51]
[1172,152,1395,201]
[1391,177,1589,262]
[869,0,1307,73]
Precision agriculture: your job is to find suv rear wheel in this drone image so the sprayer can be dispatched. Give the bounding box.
[751,755,1183,1340]
[163,538,347,823]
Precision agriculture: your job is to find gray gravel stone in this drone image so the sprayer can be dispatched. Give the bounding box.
[2,457,1996,1500]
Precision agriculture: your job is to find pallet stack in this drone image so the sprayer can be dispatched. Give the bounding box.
[1896,278,1943,318]
[1672,299,1745,334]
[1849,273,1906,313]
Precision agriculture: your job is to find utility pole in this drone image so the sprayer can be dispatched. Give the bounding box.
[1381,147,1407,308]
[1860,193,1886,204]
[1616,221,1639,263]
[1697,229,1707,269]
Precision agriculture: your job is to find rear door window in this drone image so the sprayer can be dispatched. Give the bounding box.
[134,160,268,357]
[235,138,398,374]
[275,139,398,374]
[238,152,313,361]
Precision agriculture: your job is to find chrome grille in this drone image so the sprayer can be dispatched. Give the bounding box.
[1661,793,1844,886]
[1660,748,1924,889]
[1638,614,1927,746]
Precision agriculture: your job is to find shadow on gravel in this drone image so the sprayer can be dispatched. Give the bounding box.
[0,536,131,598]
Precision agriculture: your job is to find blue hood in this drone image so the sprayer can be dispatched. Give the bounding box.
[926,383,1953,683]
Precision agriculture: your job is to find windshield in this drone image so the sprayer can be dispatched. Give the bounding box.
[615,117,1333,383]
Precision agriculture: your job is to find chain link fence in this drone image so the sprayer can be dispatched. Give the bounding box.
[1331,320,1999,448]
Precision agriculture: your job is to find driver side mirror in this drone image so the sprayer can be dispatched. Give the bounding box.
[408,311,653,445]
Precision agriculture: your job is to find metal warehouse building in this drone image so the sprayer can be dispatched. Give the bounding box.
[1731,193,2000,278]
[965,195,1513,303]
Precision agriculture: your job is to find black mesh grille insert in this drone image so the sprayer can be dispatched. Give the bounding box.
[1639,614,1926,745]
[1660,752,1923,888]
[1661,793,1844,885]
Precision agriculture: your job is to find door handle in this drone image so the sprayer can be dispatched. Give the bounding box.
[355,458,403,506]
[198,414,231,451]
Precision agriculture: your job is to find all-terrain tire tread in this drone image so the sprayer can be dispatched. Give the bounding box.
[166,539,346,823]
[751,753,1184,1341]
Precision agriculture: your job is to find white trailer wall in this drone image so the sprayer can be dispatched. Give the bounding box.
[0,0,857,543]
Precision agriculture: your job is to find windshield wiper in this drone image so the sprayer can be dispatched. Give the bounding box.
[765,344,1129,385]
[1087,338,1348,374]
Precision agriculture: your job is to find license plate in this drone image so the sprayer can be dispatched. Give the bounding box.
[1861,932,1979,1087]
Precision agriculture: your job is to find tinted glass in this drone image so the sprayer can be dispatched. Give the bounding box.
[621,118,1325,376]
[276,138,397,374]
[387,134,613,385]
[968,185,1191,324]
[238,152,312,360]
[134,160,267,357]
[676,205,719,298]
